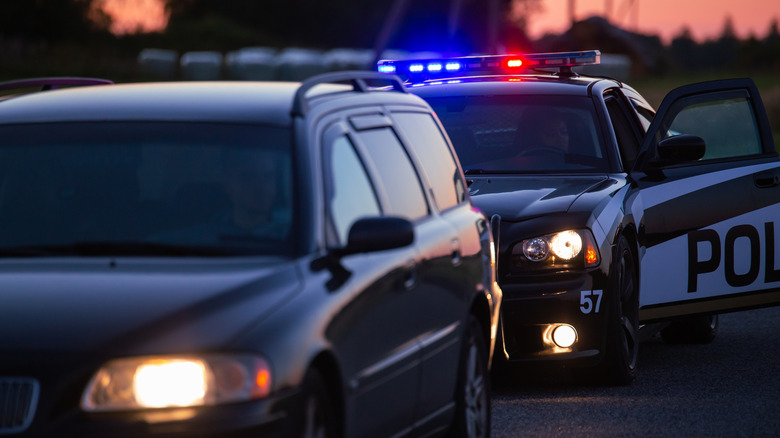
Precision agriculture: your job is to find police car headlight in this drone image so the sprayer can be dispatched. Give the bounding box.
[522,237,549,261]
[549,230,582,260]
[511,229,600,272]
[81,355,271,412]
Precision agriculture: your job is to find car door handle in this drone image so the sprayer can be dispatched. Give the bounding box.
[754,170,780,188]
[451,238,462,266]
[403,260,417,290]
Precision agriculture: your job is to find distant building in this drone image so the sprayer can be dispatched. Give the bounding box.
[535,16,665,78]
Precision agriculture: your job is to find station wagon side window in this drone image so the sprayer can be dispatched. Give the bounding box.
[355,127,429,221]
[392,111,466,211]
[326,134,381,245]
[657,91,763,160]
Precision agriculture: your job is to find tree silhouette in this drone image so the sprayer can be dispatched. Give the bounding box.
[712,15,740,68]
[669,26,698,70]
[0,0,111,41]
[163,0,393,49]
[161,0,536,53]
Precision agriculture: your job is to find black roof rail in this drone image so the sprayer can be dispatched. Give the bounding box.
[292,71,407,117]
[0,77,114,93]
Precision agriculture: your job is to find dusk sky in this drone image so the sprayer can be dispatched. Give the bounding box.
[102,0,780,44]
[530,0,780,42]
[100,0,168,34]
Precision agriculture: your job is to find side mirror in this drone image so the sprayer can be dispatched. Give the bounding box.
[312,217,414,290]
[655,134,706,164]
[338,216,414,256]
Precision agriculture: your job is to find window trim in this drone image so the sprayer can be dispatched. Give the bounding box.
[390,110,469,214]
[350,125,431,221]
[603,90,645,172]
[320,122,382,248]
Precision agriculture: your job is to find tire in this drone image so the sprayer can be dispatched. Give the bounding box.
[661,314,719,344]
[296,368,338,438]
[450,316,491,438]
[600,235,639,385]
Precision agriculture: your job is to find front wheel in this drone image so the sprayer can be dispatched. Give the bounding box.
[296,369,338,438]
[600,235,639,385]
[450,316,491,438]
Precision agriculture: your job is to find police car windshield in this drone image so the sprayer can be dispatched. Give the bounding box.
[427,95,609,174]
[0,122,295,258]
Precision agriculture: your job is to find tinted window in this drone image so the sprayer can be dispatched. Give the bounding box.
[327,135,381,245]
[660,91,762,160]
[0,122,294,257]
[606,96,641,170]
[356,128,428,220]
[630,99,655,131]
[426,95,608,173]
[393,112,465,210]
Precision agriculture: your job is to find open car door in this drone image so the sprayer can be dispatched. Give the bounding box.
[630,78,780,322]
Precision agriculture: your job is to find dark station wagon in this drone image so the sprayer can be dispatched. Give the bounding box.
[0,73,501,437]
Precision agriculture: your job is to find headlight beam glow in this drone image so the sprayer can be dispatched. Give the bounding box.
[134,360,208,408]
[81,354,272,412]
[549,230,582,260]
[543,323,578,351]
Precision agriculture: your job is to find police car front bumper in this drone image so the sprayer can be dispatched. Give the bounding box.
[497,270,609,367]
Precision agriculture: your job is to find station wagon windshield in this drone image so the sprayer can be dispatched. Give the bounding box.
[0,122,294,257]
[427,95,610,173]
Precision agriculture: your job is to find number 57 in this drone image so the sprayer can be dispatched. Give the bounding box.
[580,290,603,314]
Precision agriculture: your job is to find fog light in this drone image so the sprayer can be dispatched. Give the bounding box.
[552,324,577,348]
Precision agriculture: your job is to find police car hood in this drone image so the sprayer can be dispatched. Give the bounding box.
[0,258,301,354]
[467,175,608,220]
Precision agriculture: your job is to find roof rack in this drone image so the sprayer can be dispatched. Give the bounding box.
[0,77,114,93]
[292,71,407,116]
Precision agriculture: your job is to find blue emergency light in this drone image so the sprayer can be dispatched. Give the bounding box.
[377,50,601,81]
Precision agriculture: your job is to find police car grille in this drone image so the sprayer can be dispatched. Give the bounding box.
[0,378,39,434]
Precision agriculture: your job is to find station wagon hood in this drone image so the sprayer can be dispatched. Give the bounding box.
[0,258,302,355]
[467,175,609,220]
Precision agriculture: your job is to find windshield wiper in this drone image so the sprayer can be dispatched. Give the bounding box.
[0,242,235,257]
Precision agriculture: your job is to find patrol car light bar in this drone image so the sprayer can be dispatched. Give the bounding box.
[377,50,600,81]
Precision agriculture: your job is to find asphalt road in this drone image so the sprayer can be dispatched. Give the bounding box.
[490,306,780,437]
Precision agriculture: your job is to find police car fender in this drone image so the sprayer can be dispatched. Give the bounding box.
[577,184,632,315]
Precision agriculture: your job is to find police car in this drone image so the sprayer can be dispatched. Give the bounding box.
[379,51,780,384]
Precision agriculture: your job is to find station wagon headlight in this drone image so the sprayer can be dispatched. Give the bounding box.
[511,229,600,272]
[81,355,271,412]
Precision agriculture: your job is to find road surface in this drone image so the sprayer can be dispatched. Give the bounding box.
[490,306,780,437]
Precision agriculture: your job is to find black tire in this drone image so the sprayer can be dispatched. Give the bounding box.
[450,316,491,438]
[296,368,338,438]
[600,235,639,385]
[661,314,719,344]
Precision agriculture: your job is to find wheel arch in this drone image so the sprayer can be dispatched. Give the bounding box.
[307,350,345,436]
[470,293,493,365]
[600,224,641,384]
[615,223,640,289]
